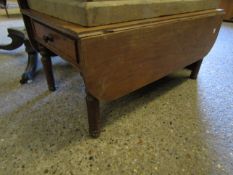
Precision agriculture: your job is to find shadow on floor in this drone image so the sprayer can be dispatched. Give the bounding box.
[101,71,191,127]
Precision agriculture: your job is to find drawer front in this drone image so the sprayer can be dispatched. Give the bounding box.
[32,21,78,65]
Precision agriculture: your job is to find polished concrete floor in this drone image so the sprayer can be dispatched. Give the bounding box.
[0,10,233,175]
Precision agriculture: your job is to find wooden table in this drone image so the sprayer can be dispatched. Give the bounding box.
[220,0,233,22]
[18,0,223,137]
[0,27,38,84]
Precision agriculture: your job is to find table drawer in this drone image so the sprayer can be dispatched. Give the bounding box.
[32,21,78,65]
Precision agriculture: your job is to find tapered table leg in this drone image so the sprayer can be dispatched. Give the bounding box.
[86,91,101,138]
[40,47,56,91]
[188,59,203,80]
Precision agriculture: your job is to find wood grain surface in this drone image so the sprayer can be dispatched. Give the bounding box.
[219,0,233,21]
[80,12,223,101]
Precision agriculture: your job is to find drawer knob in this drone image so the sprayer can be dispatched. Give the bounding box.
[43,34,54,43]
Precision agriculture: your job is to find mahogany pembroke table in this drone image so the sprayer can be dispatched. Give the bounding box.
[17,0,224,137]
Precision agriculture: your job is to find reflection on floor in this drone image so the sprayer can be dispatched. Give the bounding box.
[0,12,232,175]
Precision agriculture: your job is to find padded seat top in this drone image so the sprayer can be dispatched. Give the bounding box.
[27,0,220,26]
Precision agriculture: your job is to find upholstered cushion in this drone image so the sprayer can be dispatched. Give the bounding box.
[27,0,221,26]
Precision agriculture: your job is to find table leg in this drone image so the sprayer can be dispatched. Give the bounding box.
[86,91,101,138]
[40,47,56,91]
[188,59,203,80]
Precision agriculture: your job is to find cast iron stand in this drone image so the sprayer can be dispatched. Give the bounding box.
[0,27,38,84]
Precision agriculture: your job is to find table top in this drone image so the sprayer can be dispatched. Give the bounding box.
[21,9,224,39]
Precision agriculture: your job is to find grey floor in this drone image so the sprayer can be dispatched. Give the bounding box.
[0,10,232,175]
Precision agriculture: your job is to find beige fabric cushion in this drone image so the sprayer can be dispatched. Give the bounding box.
[27,0,221,26]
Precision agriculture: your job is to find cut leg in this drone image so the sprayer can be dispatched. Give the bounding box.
[40,47,56,91]
[189,59,203,80]
[86,91,101,138]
